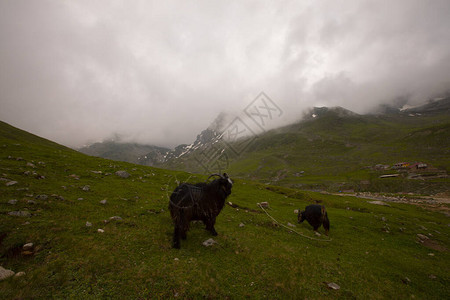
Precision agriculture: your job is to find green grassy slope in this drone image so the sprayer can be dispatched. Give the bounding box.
[162,108,448,193]
[1,120,449,298]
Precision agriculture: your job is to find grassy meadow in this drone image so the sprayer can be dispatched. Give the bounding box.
[0,121,449,299]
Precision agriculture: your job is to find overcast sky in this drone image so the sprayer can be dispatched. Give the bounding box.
[1,0,449,148]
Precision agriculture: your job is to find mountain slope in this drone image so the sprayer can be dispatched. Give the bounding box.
[160,101,450,193]
[0,120,449,298]
[78,141,169,166]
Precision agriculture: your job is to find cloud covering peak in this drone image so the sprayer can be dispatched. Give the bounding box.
[1,0,449,148]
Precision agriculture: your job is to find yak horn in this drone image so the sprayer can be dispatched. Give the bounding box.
[207,173,223,181]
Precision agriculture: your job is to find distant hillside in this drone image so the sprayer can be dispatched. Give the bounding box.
[78,141,169,166]
[376,96,450,115]
[74,98,450,193]
[160,99,450,193]
[402,96,450,115]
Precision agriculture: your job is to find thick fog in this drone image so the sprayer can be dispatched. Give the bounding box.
[1,0,449,148]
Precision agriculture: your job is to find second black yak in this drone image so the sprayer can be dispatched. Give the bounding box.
[298,204,330,235]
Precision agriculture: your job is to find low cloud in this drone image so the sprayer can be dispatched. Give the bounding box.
[1,0,449,148]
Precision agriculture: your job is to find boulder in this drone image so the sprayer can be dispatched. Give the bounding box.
[35,194,48,200]
[0,266,15,281]
[327,282,340,290]
[8,211,31,217]
[202,238,217,247]
[115,171,130,178]
[417,233,429,241]
[258,202,270,208]
[23,243,33,251]
[14,272,26,278]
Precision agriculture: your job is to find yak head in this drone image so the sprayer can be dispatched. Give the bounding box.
[297,210,305,223]
[208,173,233,196]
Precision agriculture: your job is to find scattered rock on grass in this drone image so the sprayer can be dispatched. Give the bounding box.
[52,194,65,201]
[109,216,122,221]
[258,202,269,208]
[100,199,107,205]
[6,181,18,186]
[36,194,48,200]
[8,211,31,217]
[327,282,340,290]
[14,272,26,278]
[417,234,429,241]
[97,229,104,233]
[202,238,217,247]
[239,223,245,227]
[82,185,90,191]
[115,171,130,178]
[86,222,92,227]
[22,243,33,251]
[0,266,15,281]
[8,199,17,205]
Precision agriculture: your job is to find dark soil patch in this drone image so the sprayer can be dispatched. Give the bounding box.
[1,244,23,259]
[422,239,448,252]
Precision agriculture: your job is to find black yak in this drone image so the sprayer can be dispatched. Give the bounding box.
[298,204,330,235]
[169,173,233,248]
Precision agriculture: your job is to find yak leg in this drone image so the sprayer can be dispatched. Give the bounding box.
[312,221,321,232]
[181,229,187,240]
[172,225,181,249]
[205,217,218,236]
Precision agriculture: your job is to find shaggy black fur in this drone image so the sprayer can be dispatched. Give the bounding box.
[169,173,233,248]
[298,204,330,235]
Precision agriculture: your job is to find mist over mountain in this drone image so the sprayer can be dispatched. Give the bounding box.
[79,141,169,166]
[1,1,450,148]
[78,97,450,178]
